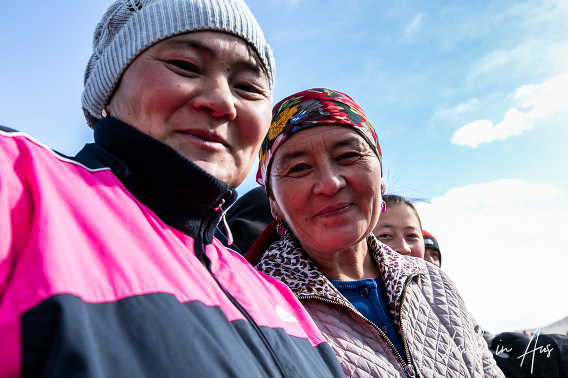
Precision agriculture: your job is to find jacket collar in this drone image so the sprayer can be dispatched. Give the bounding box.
[73,117,237,243]
[256,230,427,326]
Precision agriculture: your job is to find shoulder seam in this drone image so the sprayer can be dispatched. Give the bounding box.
[0,129,110,173]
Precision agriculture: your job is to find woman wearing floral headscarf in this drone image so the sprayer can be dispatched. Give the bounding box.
[249,88,504,377]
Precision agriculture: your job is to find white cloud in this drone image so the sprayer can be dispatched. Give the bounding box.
[452,72,568,147]
[469,44,532,80]
[437,179,562,208]
[514,71,568,118]
[415,179,568,333]
[433,98,480,120]
[451,109,532,147]
[405,13,423,39]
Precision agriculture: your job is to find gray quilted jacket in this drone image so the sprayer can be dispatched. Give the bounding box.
[256,231,504,378]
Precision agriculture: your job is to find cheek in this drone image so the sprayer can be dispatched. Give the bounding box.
[113,74,181,132]
[413,242,425,257]
[352,159,380,186]
[241,101,271,137]
[272,180,306,221]
[146,86,184,112]
[236,129,262,157]
[258,105,272,134]
[353,170,382,206]
[234,101,271,158]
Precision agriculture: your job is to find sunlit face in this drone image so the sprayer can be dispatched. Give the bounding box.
[108,31,272,188]
[424,247,440,267]
[373,205,425,258]
[269,126,385,258]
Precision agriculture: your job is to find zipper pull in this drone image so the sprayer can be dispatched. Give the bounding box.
[404,364,417,378]
[215,199,233,246]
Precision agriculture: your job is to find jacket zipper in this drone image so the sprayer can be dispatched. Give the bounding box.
[199,193,289,377]
[298,293,417,377]
[214,198,233,246]
[210,272,289,377]
[398,274,419,378]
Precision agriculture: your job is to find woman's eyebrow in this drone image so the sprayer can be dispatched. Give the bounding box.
[332,139,360,150]
[163,39,217,57]
[275,135,366,169]
[375,224,393,230]
[407,227,420,231]
[162,39,262,74]
[277,150,307,168]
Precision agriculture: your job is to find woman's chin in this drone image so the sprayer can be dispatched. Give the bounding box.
[302,233,368,255]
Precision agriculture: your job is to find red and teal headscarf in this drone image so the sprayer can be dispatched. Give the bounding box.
[256,88,382,189]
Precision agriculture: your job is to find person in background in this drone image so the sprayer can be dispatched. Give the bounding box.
[373,194,425,259]
[423,230,442,268]
[487,331,532,377]
[486,329,568,377]
[0,1,344,376]
[249,88,504,377]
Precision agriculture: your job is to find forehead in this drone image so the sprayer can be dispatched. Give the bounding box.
[150,31,262,69]
[274,125,367,157]
[426,247,440,256]
[378,205,421,229]
[156,30,247,50]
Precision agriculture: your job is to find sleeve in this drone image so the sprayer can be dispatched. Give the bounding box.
[0,135,16,291]
[437,268,506,378]
[0,132,30,292]
[475,320,506,377]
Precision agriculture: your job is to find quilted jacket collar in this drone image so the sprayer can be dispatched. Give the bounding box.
[256,229,427,327]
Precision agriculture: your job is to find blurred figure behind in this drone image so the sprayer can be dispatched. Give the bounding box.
[423,230,442,268]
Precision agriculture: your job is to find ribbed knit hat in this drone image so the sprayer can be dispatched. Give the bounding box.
[82,0,274,128]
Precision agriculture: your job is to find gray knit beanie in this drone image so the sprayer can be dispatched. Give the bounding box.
[82,0,274,128]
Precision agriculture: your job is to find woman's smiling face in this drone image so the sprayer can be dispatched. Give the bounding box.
[373,204,425,258]
[269,125,384,258]
[108,31,272,188]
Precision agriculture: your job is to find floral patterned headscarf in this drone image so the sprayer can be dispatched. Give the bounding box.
[256,88,382,189]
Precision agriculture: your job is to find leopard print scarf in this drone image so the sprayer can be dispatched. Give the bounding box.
[255,229,427,328]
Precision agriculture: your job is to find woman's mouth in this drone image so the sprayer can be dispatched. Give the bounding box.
[316,203,352,217]
[179,129,229,150]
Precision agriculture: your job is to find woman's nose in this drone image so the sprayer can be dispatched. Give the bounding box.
[394,238,412,255]
[312,165,346,196]
[192,79,237,120]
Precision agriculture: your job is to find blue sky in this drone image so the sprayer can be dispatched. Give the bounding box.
[1,0,567,333]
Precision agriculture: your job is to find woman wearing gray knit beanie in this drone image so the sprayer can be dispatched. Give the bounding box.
[0,0,344,377]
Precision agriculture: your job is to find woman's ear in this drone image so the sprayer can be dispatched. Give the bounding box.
[269,197,282,220]
[380,180,387,195]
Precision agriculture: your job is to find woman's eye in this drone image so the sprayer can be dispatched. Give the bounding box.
[337,152,360,162]
[235,83,259,93]
[167,60,199,73]
[377,233,391,239]
[287,163,310,176]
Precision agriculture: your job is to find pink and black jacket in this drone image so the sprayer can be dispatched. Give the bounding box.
[0,118,343,377]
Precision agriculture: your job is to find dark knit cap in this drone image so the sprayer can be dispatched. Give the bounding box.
[423,230,442,266]
[423,230,440,252]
